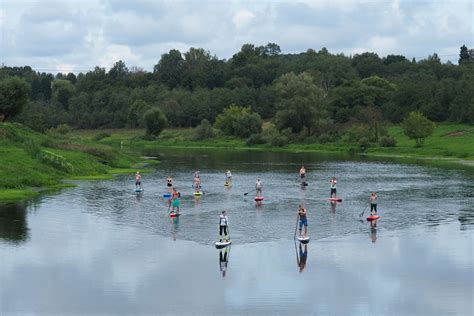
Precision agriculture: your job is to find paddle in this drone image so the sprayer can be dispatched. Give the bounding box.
[244,188,256,196]
[359,206,369,217]
[294,213,299,239]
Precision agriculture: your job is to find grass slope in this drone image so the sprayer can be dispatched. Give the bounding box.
[0,123,149,202]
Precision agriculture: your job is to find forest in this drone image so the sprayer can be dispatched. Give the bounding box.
[0,43,473,146]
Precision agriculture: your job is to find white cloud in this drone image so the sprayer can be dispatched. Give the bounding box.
[0,0,472,70]
[232,10,256,29]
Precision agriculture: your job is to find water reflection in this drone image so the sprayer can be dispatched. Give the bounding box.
[294,241,308,273]
[0,202,29,244]
[458,208,474,230]
[218,246,231,278]
[170,215,180,241]
[370,220,377,243]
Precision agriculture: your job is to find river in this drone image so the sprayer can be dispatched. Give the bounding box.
[0,149,473,315]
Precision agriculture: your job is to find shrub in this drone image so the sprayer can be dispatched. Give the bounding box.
[23,139,41,158]
[144,108,167,136]
[379,136,396,147]
[358,137,370,150]
[193,119,215,140]
[93,132,111,141]
[271,135,289,147]
[55,123,72,135]
[344,124,372,143]
[317,133,334,144]
[38,150,74,173]
[246,133,266,146]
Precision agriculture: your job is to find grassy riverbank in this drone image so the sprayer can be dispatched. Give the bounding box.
[0,123,153,202]
[84,123,474,162]
[2,122,472,202]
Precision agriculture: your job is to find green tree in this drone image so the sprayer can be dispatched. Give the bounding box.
[52,79,75,110]
[459,45,471,65]
[0,77,30,122]
[127,99,151,128]
[214,105,262,137]
[402,111,435,147]
[144,107,167,136]
[153,49,184,88]
[273,72,326,135]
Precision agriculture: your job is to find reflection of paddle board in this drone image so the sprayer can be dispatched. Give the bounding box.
[135,188,144,193]
[254,196,264,201]
[367,215,380,221]
[328,197,342,202]
[194,191,203,196]
[169,212,181,218]
[297,236,310,243]
[215,240,232,248]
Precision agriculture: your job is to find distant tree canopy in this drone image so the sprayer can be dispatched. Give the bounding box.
[0,77,30,122]
[0,43,472,135]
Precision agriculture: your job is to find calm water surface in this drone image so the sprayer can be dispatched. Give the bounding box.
[0,149,473,315]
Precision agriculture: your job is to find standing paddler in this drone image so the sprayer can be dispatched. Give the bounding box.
[297,204,308,237]
[299,165,307,185]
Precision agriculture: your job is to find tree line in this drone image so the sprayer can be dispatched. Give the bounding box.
[0,44,473,142]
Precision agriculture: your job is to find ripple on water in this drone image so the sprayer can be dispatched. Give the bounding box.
[54,152,474,245]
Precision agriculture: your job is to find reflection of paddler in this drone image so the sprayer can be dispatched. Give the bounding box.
[370,219,377,243]
[298,243,307,273]
[219,247,230,278]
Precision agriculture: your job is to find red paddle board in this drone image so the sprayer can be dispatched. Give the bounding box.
[254,196,264,201]
[169,212,181,218]
[367,215,380,221]
[328,197,342,202]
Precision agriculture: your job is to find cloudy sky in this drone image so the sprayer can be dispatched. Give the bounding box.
[1,0,472,73]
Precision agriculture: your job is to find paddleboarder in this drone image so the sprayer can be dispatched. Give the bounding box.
[225,170,232,184]
[219,210,229,242]
[193,174,201,193]
[166,176,173,188]
[297,204,308,237]
[135,171,142,190]
[330,177,337,198]
[255,178,263,197]
[299,165,306,184]
[171,187,181,214]
[370,192,378,215]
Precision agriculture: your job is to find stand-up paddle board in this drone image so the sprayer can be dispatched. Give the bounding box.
[300,182,308,187]
[163,193,171,198]
[367,215,380,221]
[215,240,232,248]
[254,196,264,201]
[135,188,144,193]
[297,236,310,243]
[328,197,342,202]
[224,182,232,187]
[169,212,181,218]
[194,191,203,196]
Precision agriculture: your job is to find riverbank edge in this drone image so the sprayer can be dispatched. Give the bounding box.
[132,142,474,168]
[0,167,156,203]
